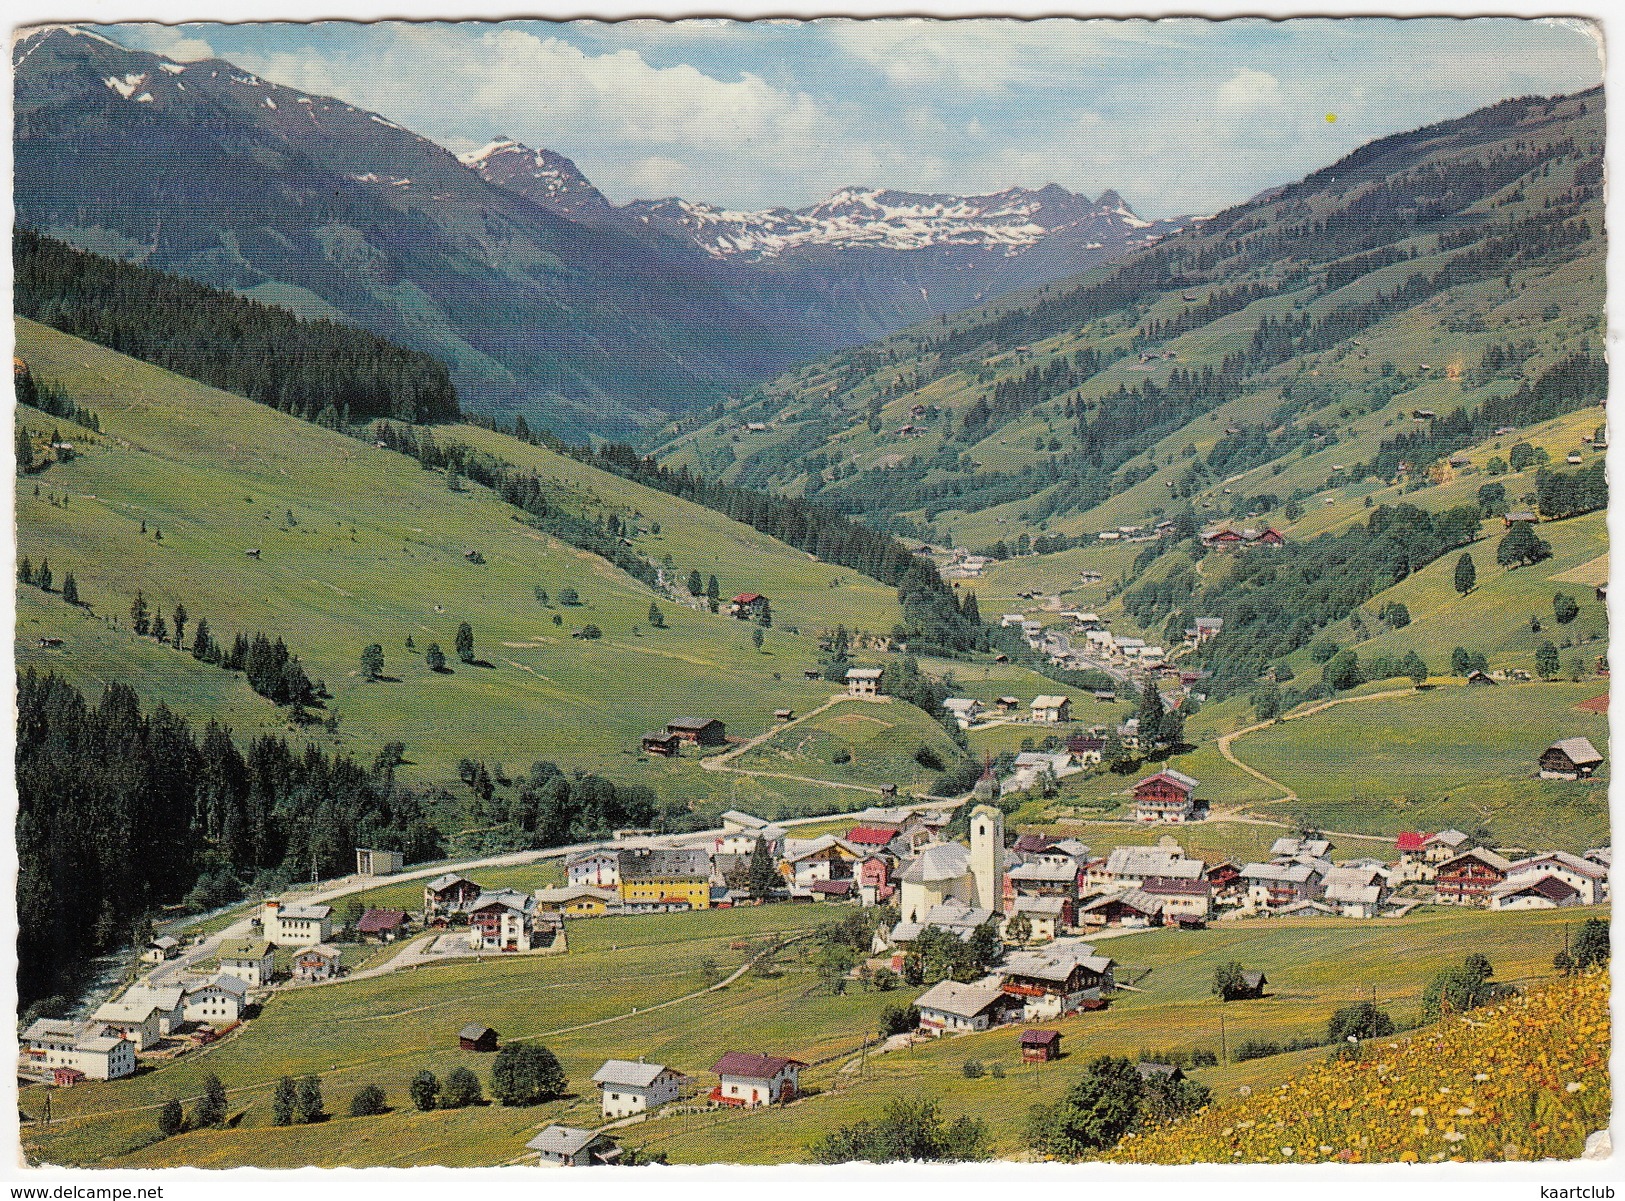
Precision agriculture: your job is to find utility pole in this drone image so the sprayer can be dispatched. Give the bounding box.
[1219,1008,1227,1065]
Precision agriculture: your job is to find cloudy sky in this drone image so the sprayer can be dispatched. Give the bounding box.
[102,17,1601,217]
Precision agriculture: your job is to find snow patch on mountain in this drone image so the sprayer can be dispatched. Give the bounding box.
[625,183,1172,260]
[457,137,611,214]
[103,73,146,99]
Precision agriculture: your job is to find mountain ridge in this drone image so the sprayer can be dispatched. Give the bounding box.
[15,26,1196,437]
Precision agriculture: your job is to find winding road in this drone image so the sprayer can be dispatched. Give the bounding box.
[1209,686,1422,844]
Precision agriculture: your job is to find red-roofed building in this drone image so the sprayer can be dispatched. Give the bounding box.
[729,593,770,620]
[1131,769,1200,823]
[858,855,895,905]
[1142,876,1212,924]
[1019,1030,1062,1063]
[356,908,411,942]
[1393,831,1433,883]
[710,1052,805,1107]
[846,826,903,855]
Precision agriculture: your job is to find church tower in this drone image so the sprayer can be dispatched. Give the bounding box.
[968,803,1004,913]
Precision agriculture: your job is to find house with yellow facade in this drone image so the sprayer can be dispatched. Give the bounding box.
[534,884,620,917]
[618,848,712,911]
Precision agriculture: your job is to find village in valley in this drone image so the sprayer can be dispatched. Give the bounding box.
[20,680,1610,1165]
[10,14,1613,1174]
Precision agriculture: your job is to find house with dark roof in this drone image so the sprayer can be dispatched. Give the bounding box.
[356,909,411,941]
[709,1052,805,1107]
[1131,769,1200,823]
[666,717,727,746]
[1012,831,1060,858]
[617,847,713,911]
[1496,850,1609,906]
[641,731,682,757]
[1020,1029,1062,1062]
[1489,873,1582,911]
[1079,889,1164,928]
[1142,876,1212,924]
[458,1023,498,1052]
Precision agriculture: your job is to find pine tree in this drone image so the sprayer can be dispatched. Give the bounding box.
[425,643,447,672]
[361,644,385,681]
[130,591,150,636]
[706,575,720,610]
[37,558,52,592]
[271,1076,297,1126]
[61,573,79,607]
[173,604,187,648]
[748,839,780,897]
[191,616,213,661]
[687,570,703,596]
[17,556,33,586]
[455,621,475,664]
[152,613,169,643]
[16,425,34,472]
[1136,680,1166,747]
[1454,552,1477,596]
[648,603,665,629]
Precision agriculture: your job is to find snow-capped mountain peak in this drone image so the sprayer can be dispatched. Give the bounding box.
[623,182,1179,261]
[456,136,610,215]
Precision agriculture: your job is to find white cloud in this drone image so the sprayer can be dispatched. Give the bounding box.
[1216,68,1282,113]
[825,17,1173,93]
[622,155,691,196]
[119,23,216,62]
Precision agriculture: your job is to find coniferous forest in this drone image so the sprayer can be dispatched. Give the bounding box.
[16,671,444,1010]
[14,230,460,424]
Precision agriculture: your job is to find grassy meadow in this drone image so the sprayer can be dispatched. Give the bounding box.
[13,318,916,813]
[21,901,1588,1168]
[1235,681,1608,849]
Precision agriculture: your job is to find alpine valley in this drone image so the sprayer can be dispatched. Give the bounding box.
[11,18,1611,1176]
[14,27,1185,437]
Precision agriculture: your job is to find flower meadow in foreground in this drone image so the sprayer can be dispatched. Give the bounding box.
[1109,970,1610,1164]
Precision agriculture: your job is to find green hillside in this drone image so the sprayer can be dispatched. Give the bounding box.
[12,317,939,819]
[658,89,1603,561]
[21,904,1584,1167]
